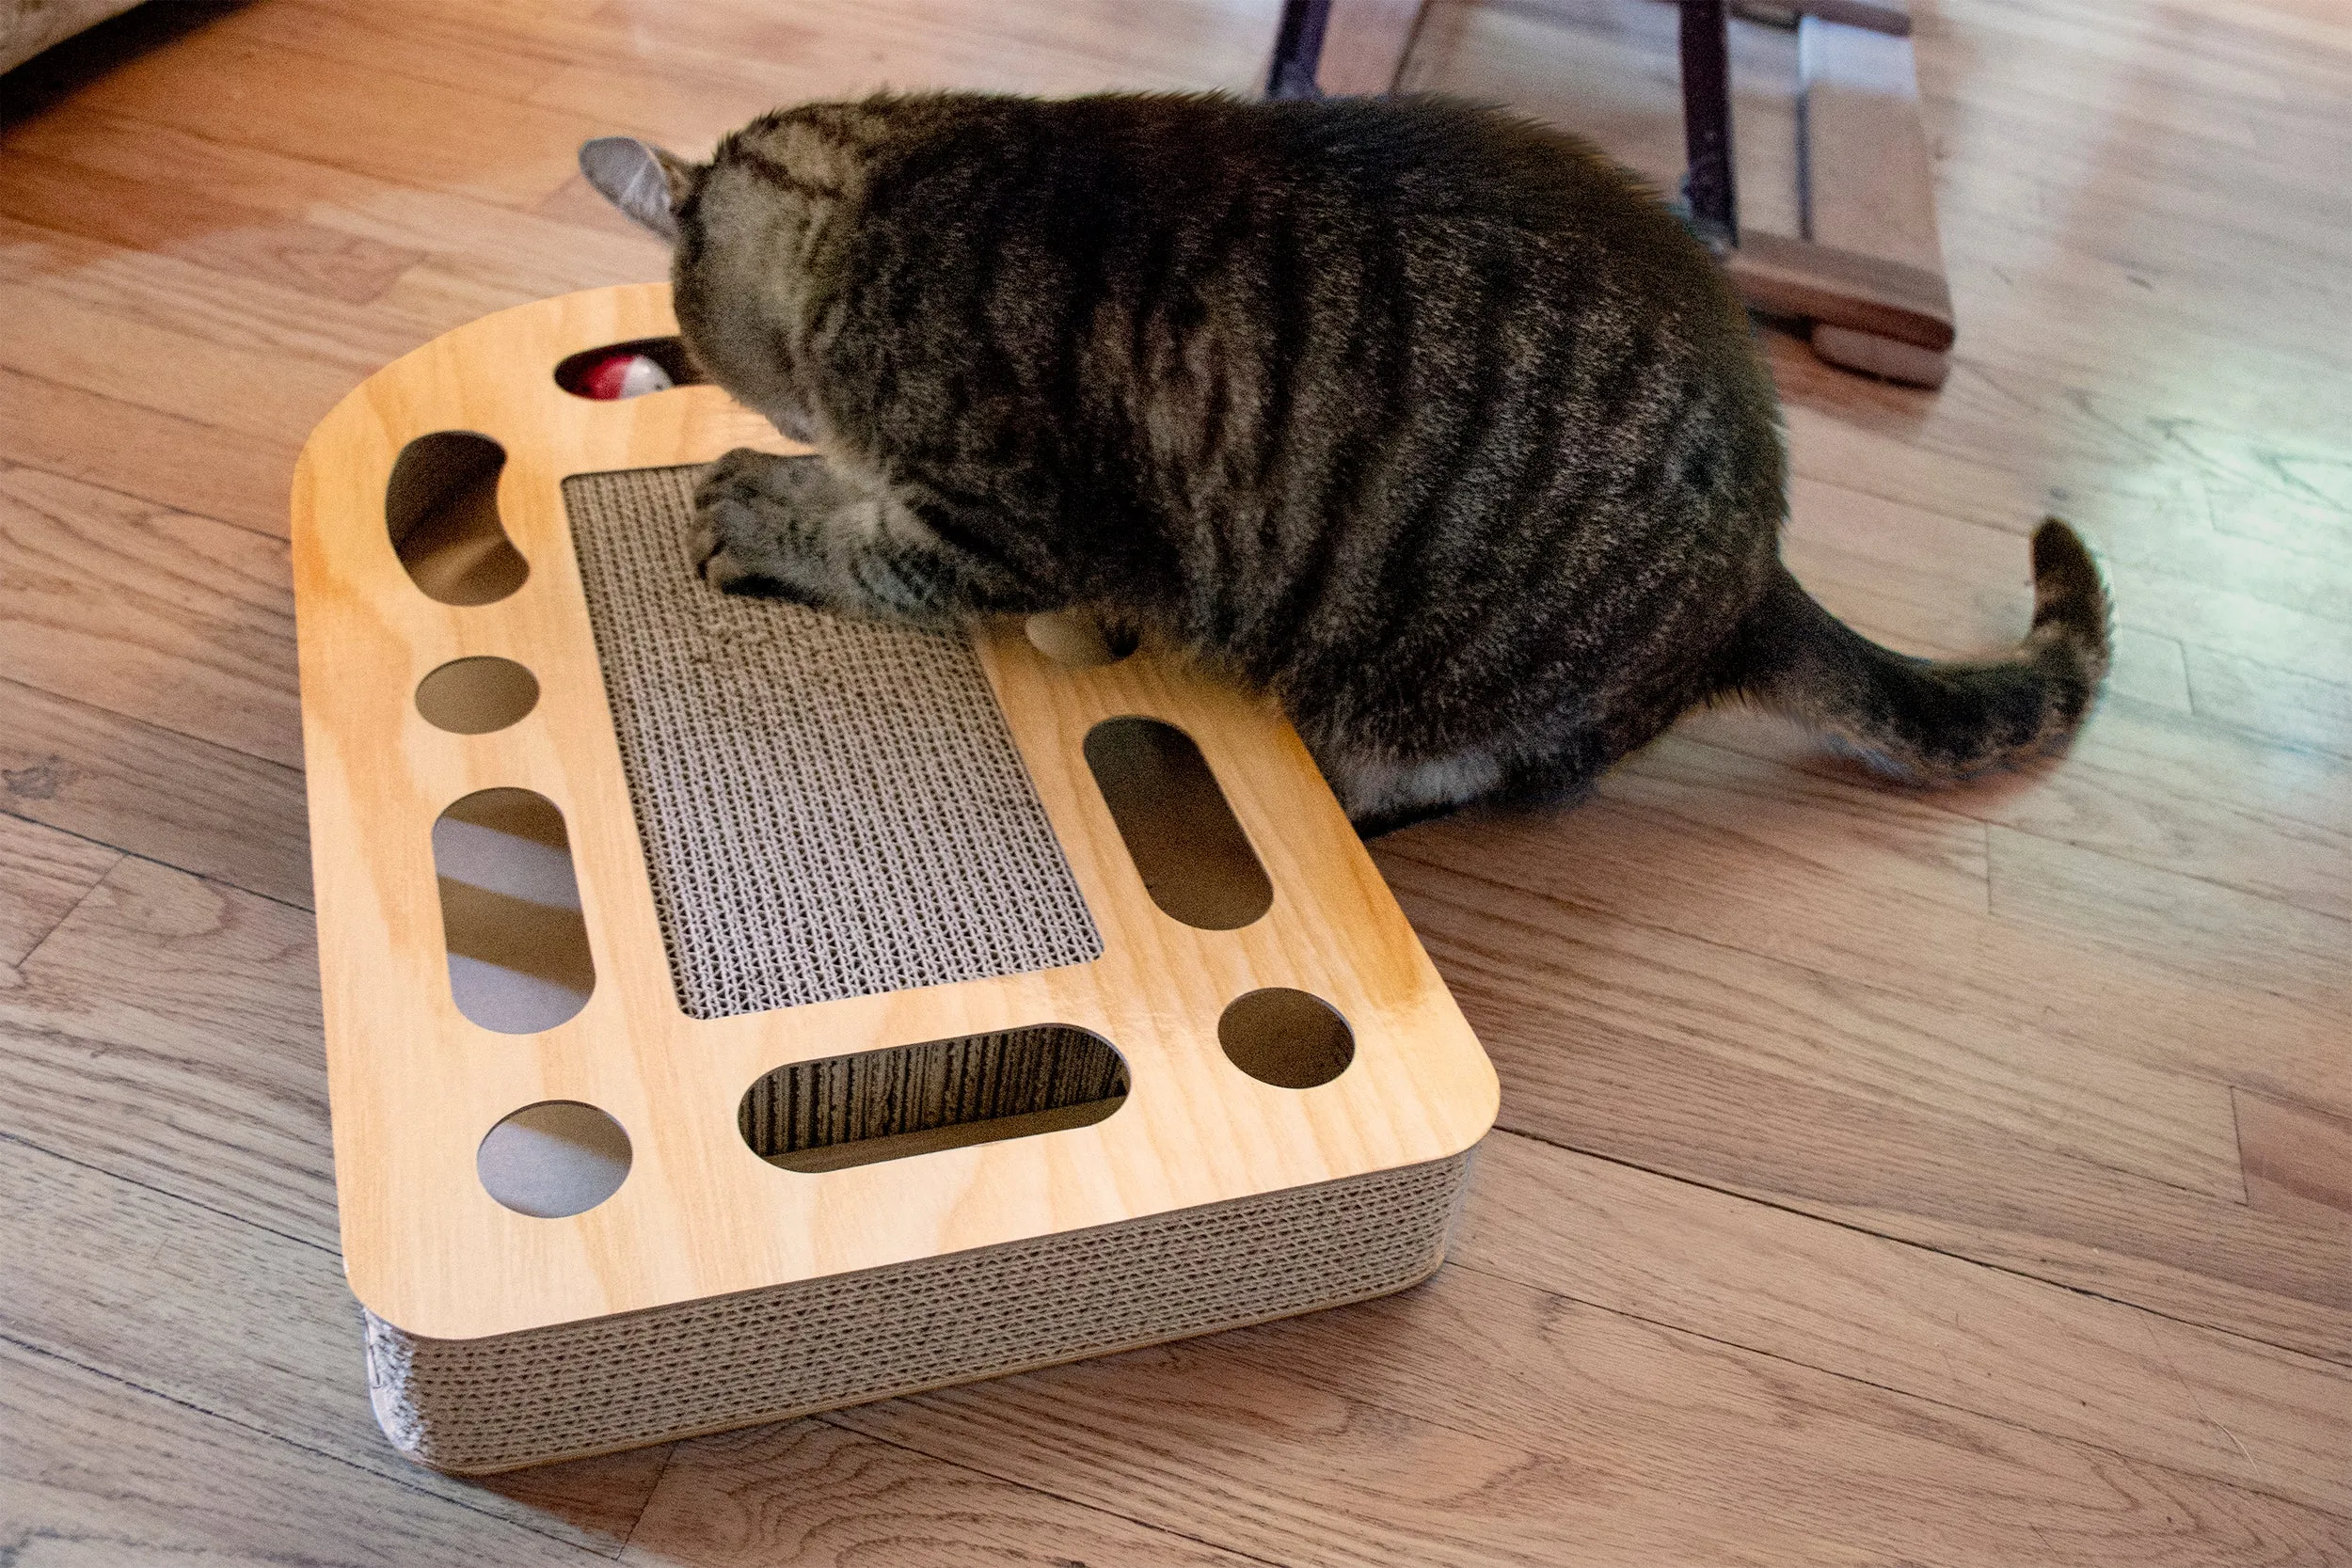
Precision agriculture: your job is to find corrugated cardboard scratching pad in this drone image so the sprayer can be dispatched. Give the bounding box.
[292,283,1499,1473]
[564,462,1103,1019]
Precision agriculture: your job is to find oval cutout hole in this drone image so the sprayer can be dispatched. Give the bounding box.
[740,1025,1127,1174]
[1219,989,1354,1089]
[1025,610,1138,668]
[415,656,539,735]
[1083,717,1271,929]
[553,337,705,400]
[479,1101,630,1217]
[388,431,528,606]
[432,787,595,1033]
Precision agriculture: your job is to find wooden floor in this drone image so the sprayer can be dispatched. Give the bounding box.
[3,0,2348,1561]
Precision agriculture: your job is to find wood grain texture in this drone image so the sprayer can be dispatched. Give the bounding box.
[2234,1090,2352,1231]
[1381,850,2352,1360]
[840,1275,2352,1568]
[1219,1266,2352,1567]
[2,0,2348,1555]
[3,1135,672,1557]
[0,145,426,307]
[0,812,117,971]
[0,362,300,537]
[60,21,605,209]
[0,676,311,909]
[293,284,1496,1338]
[623,1419,1271,1567]
[1987,825,2352,1022]
[1724,230,1956,351]
[0,857,336,1247]
[1798,16,1950,378]
[0,464,301,769]
[834,1343,1894,1568]
[1456,1131,2352,1516]
[0,1339,612,1568]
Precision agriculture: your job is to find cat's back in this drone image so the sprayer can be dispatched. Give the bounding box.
[826,91,1737,321]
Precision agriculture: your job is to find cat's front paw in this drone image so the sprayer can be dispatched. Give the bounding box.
[690,450,821,603]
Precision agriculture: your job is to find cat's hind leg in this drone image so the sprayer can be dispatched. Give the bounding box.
[1323,726,1624,836]
[691,447,1052,626]
[1319,746,1508,836]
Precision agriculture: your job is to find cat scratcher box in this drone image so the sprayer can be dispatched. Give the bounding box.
[292,282,1499,1474]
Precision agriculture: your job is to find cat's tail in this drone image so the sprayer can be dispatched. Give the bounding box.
[1717,519,2111,784]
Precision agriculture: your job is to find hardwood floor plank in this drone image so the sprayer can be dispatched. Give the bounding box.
[6,107,665,308]
[1936,152,2352,294]
[0,0,2344,1554]
[2234,1091,2352,1231]
[0,857,331,1247]
[0,212,444,380]
[839,1270,2352,1568]
[1787,465,2352,650]
[0,277,358,445]
[1769,338,2352,537]
[0,364,299,537]
[1672,652,2352,941]
[1379,760,2348,1114]
[0,813,118,971]
[0,464,301,769]
[2182,645,2352,759]
[520,0,1273,152]
[204,0,584,105]
[2099,560,2352,691]
[1961,694,2352,927]
[1421,857,2247,1198]
[0,678,310,910]
[0,146,425,307]
[1456,1130,2352,1516]
[833,1344,1887,1568]
[624,1419,1272,1567]
[3,1135,671,1557]
[2205,480,2352,558]
[0,1339,611,1567]
[1607,731,1992,913]
[53,25,607,210]
[1394,864,2352,1357]
[1987,826,2352,1023]
[1222,1265,2352,1566]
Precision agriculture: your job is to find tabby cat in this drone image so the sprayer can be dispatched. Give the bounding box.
[581,91,2109,833]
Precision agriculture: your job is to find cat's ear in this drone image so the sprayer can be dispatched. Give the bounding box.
[580,136,701,242]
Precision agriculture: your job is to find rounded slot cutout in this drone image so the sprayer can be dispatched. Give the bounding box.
[553,337,704,400]
[478,1101,631,1217]
[387,431,528,606]
[432,787,595,1033]
[415,656,539,735]
[1083,717,1272,929]
[740,1025,1127,1174]
[1219,989,1354,1089]
[1025,610,1138,668]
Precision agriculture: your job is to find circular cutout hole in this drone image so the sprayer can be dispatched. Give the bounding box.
[415,657,540,734]
[478,1101,631,1217]
[1025,610,1138,668]
[1218,989,1354,1089]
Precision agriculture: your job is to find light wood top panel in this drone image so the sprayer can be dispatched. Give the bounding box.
[291,282,1498,1341]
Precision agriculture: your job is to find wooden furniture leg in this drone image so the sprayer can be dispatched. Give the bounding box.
[1679,0,1952,385]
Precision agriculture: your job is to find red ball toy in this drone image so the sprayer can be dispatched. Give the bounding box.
[572,350,675,400]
